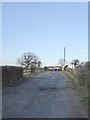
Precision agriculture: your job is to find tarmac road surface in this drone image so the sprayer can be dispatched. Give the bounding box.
[2,71,88,118]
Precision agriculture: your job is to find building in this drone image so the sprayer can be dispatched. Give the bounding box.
[45,66,62,71]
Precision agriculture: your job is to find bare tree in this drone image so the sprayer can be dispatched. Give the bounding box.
[37,61,42,68]
[17,52,39,69]
[72,59,80,67]
[58,58,67,67]
[37,61,42,72]
[30,61,37,73]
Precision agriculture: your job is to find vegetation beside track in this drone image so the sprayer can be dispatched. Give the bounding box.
[64,71,88,106]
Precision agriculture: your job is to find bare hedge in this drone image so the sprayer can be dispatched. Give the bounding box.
[76,62,90,86]
[2,66,23,86]
[66,62,90,86]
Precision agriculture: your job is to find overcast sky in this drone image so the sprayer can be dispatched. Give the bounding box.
[2,2,88,66]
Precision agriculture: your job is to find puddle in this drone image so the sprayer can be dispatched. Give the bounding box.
[39,87,57,91]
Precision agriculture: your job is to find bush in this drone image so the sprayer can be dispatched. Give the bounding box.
[2,66,23,86]
[75,62,89,86]
[66,62,89,87]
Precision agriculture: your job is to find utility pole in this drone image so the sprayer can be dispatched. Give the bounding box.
[64,47,66,66]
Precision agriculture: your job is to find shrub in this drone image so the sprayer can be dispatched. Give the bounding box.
[75,62,89,86]
[2,66,23,86]
[66,61,89,87]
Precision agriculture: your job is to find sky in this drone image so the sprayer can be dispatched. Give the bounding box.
[2,2,88,66]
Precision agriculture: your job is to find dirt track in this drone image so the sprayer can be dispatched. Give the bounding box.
[2,71,88,118]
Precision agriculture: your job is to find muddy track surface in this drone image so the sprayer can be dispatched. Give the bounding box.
[2,71,88,118]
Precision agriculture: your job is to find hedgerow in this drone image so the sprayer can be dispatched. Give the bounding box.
[2,66,23,86]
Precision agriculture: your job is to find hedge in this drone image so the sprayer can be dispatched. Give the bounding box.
[2,66,23,86]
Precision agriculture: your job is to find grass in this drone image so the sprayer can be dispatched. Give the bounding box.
[64,71,88,105]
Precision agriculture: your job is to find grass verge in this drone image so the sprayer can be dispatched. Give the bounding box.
[64,71,88,105]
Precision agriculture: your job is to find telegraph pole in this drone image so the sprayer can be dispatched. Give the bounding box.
[64,47,65,66]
